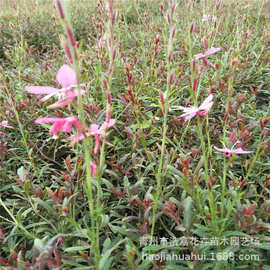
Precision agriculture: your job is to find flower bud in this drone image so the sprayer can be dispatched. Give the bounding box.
[56,0,65,19]
[190,23,194,33]
[66,25,76,47]
[90,161,97,178]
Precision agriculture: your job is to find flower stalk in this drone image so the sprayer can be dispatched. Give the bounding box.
[151,0,177,240]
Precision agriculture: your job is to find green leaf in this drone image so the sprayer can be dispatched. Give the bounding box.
[32,238,46,261]
[256,243,270,250]
[98,239,126,269]
[167,165,184,178]
[103,237,112,250]
[223,231,252,238]
[17,166,27,182]
[183,196,193,230]
[23,180,30,195]
[101,214,110,228]
[65,245,91,252]
[32,197,55,213]
[166,266,190,270]
[135,259,152,270]
[17,251,25,270]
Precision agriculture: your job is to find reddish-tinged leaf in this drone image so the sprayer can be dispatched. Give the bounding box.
[243,204,256,217]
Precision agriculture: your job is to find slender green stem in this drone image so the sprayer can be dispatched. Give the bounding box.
[0,73,38,177]
[151,5,174,238]
[58,9,100,266]
[244,140,263,182]
[186,4,217,234]
[220,71,234,224]
[151,106,168,238]
[197,118,218,234]
[0,197,36,239]
[73,60,100,266]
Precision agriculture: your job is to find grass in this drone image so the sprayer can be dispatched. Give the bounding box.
[0,0,270,269]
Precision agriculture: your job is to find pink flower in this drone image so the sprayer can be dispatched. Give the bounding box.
[35,116,115,153]
[180,94,213,121]
[70,119,115,153]
[25,64,85,108]
[35,116,84,136]
[100,119,116,133]
[214,146,252,158]
[0,120,14,129]
[194,47,221,60]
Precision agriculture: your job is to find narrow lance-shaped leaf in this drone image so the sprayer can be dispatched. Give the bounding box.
[184,196,193,231]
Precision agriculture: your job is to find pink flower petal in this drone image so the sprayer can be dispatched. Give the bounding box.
[214,146,252,155]
[194,47,221,60]
[213,146,230,154]
[180,95,213,121]
[198,94,213,112]
[0,120,14,129]
[25,86,60,95]
[230,148,253,154]
[194,53,205,60]
[180,107,198,119]
[47,98,74,109]
[50,121,65,135]
[35,118,63,124]
[204,47,221,57]
[90,124,102,134]
[182,112,197,121]
[100,119,116,132]
[62,119,74,133]
[199,94,213,108]
[56,64,77,88]
[107,119,116,127]
[69,132,91,146]
[65,89,86,98]
[65,117,82,131]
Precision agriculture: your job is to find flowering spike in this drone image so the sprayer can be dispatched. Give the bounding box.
[107,92,111,105]
[192,60,196,72]
[169,70,175,85]
[203,38,208,49]
[66,26,76,47]
[192,77,198,92]
[159,91,165,113]
[61,37,73,64]
[106,105,111,124]
[56,0,65,19]
[190,23,194,33]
